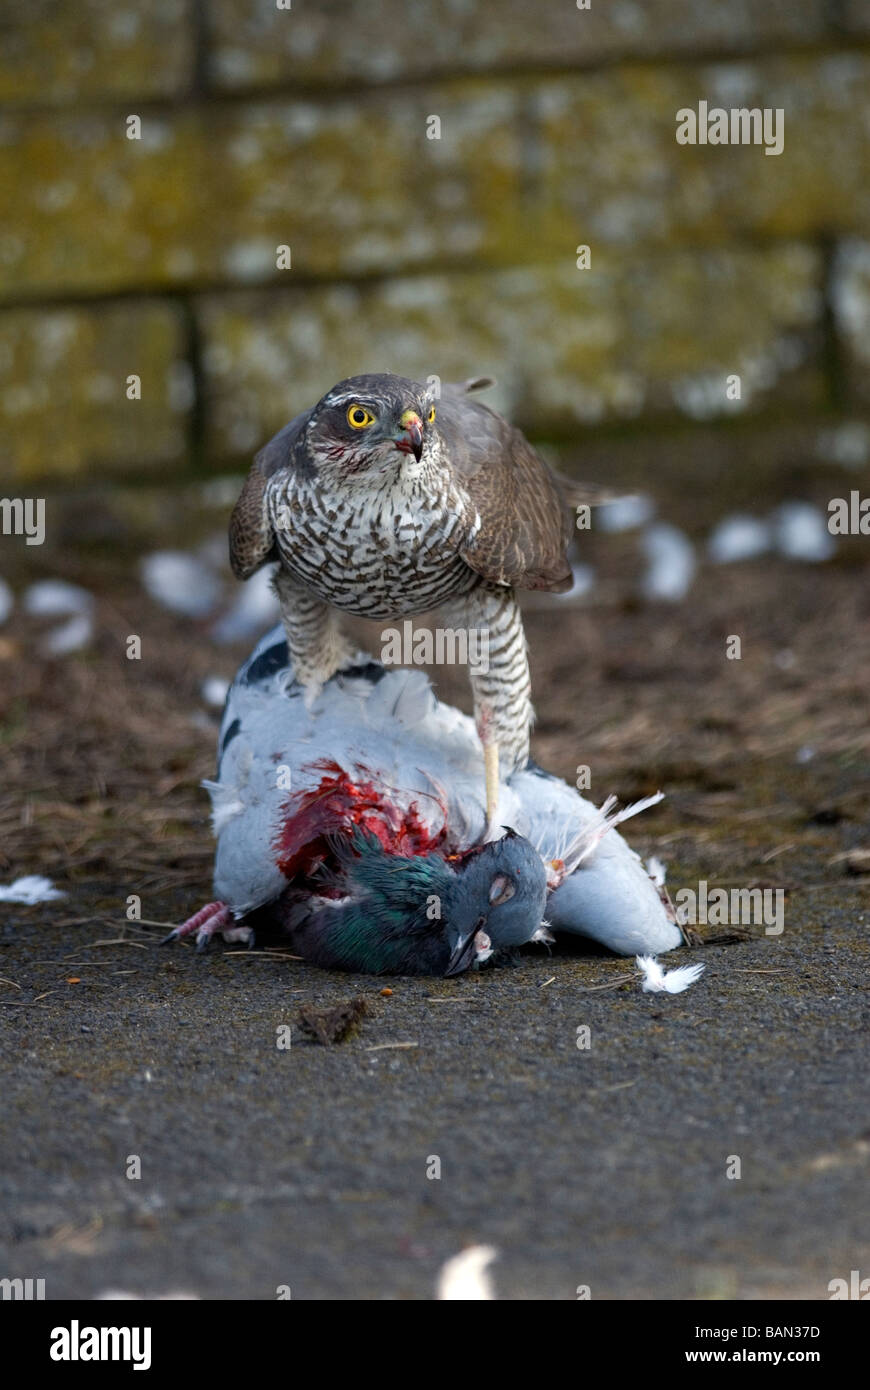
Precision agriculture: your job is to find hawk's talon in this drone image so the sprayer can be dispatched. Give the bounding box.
[484,740,500,828]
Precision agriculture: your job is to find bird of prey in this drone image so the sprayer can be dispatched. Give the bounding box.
[164,627,682,971]
[228,372,577,821]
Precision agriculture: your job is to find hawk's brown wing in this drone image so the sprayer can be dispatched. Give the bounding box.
[436,383,572,593]
[228,411,310,580]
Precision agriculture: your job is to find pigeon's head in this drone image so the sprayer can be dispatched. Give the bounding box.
[307,826,546,977]
[444,830,549,973]
[305,373,437,482]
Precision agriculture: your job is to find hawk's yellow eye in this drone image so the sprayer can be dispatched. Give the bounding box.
[427,406,436,424]
[347,404,375,429]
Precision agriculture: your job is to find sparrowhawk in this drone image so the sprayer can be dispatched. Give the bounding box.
[228,372,577,818]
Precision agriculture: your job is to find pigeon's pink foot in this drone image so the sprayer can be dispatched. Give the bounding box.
[161,900,252,952]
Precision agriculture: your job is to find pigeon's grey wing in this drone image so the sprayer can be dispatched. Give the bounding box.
[206,629,303,914]
[208,627,385,914]
[228,408,311,580]
[434,384,572,593]
[510,767,682,956]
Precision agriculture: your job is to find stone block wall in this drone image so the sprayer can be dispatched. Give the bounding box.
[1,1,869,485]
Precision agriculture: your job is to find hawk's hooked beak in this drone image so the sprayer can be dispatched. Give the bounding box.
[395,408,424,463]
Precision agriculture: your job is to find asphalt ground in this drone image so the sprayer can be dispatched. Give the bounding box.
[1,559,868,1299]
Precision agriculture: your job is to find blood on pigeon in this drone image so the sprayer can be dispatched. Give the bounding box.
[273,759,448,884]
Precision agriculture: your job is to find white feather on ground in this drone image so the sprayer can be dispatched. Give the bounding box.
[201,676,230,709]
[772,502,836,563]
[636,954,705,994]
[640,523,696,602]
[817,421,870,468]
[436,1245,497,1300]
[708,514,771,564]
[211,563,280,644]
[42,613,95,656]
[22,580,93,617]
[140,552,223,618]
[23,580,95,655]
[597,493,656,532]
[0,875,66,905]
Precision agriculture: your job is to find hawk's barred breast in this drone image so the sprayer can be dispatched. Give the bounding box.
[266,451,483,621]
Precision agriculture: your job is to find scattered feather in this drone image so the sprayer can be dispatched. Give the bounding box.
[23,579,93,617]
[42,612,94,656]
[22,581,95,655]
[0,875,66,905]
[597,493,655,532]
[201,676,230,709]
[536,790,664,884]
[708,514,771,564]
[816,421,870,469]
[772,503,835,563]
[640,523,696,602]
[530,922,555,945]
[211,563,280,643]
[140,551,223,618]
[437,1245,497,1301]
[636,954,705,994]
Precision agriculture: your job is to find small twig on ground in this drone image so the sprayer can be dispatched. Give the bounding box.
[575,972,636,992]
